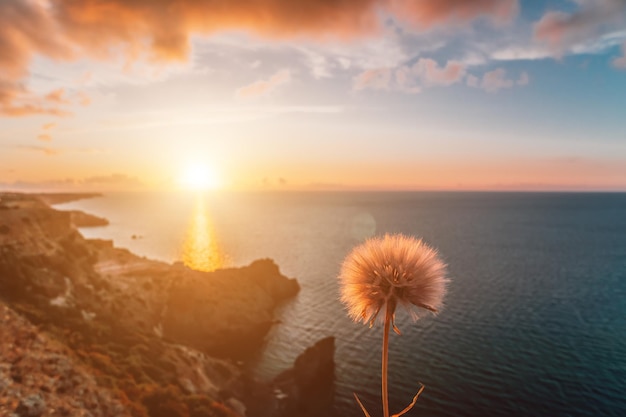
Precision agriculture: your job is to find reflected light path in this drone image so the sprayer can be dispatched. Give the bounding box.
[181,194,228,272]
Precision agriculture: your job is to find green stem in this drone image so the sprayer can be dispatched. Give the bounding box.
[382,304,391,417]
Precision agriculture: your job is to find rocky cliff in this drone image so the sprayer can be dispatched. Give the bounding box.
[0,193,334,417]
[163,260,300,359]
[0,302,132,417]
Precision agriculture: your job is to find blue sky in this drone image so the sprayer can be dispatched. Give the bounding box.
[0,0,625,191]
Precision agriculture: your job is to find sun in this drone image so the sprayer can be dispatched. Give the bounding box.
[179,163,221,191]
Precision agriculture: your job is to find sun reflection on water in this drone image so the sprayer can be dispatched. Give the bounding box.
[181,194,228,272]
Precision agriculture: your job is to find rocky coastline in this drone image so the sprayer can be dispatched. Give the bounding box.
[0,193,335,417]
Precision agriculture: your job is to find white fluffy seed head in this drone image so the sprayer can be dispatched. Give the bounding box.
[339,233,448,326]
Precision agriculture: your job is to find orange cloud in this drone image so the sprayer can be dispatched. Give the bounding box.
[534,11,571,51]
[37,122,56,142]
[45,88,70,104]
[236,69,291,98]
[0,1,74,116]
[353,68,392,91]
[17,145,60,156]
[0,0,520,117]
[0,83,89,117]
[354,58,465,92]
[0,1,71,80]
[412,58,465,86]
[534,0,626,53]
[0,81,72,117]
[47,0,519,61]
[390,0,518,29]
[77,91,91,106]
[56,0,384,57]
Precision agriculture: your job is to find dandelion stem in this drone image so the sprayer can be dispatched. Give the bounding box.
[382,303,392,417]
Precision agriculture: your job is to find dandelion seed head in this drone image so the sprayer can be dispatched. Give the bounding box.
[339,233,448,326]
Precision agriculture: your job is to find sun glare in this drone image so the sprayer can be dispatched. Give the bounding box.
[180,163,220,191]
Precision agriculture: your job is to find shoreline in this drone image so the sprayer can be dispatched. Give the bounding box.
[0,192,335,417]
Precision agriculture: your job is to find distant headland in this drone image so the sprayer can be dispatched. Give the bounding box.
[32,192,103,205]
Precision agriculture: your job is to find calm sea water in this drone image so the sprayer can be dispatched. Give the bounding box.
[56,192,626,417]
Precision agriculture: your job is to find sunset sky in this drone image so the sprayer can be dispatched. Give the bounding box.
[1,0,625,191]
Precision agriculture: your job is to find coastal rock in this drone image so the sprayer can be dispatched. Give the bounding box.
[273,336,335,417]
[294,336,335,390]
[15,394,46,417]
[0,302,131,417]
[0,192,305,417]
[0,195,96,304]
[231,337,335,417]
[0,193,300,362]
[0,194,77,256]
[162,259,300,359]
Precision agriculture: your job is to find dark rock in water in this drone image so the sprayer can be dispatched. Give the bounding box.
[274,336,335,417]
[238,337,335,417]
[293,336,335,392]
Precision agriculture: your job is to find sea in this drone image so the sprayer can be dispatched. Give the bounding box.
[54,191,626,417]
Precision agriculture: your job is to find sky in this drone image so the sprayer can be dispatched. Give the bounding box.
[1,0,625,191]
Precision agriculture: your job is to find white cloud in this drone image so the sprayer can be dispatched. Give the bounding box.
[299,49,332,79]
[411,58,466,86]
[337,57,352,69]
[466,74,479,88]
[490,45,552,61]
[481,68,514,93]
[353,58,465,93]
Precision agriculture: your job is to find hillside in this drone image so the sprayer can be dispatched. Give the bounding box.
[0,193,334,417]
